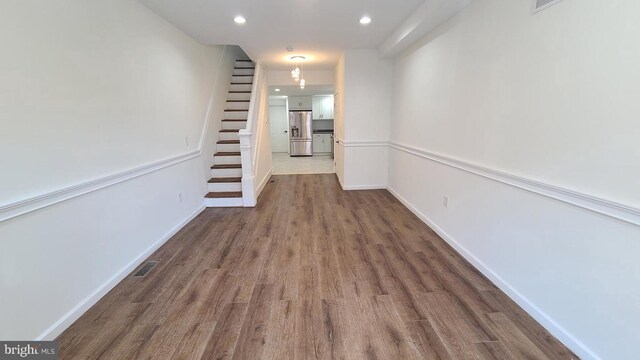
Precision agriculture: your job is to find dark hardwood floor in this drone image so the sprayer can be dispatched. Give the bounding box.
[57,174,578,359]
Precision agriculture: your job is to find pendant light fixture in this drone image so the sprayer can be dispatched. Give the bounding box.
[291,64,300,81]
[290,56,306,89]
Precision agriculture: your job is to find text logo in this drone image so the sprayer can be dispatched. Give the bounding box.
[1,342,58,360]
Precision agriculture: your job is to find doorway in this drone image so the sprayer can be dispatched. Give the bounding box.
[269,98,289,153]
[268,86,335,175]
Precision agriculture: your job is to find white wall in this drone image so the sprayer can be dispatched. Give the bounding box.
[1,0,213,204]
[335,50,392,189]
[268,70,335,86]
[343,50,392,143]
[240,63,273,205]
[253,67,274,197]
[333,55,346,185]
[392,0,640,207]
[342,145,389,189]
[0,0,240,340]
[388,0,640,358]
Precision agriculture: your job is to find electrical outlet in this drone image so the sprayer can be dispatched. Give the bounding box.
[178,193,183,203]
[443,196,449,208]
[185,137,189,147]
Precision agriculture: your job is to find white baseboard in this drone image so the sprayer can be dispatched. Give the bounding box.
[36,204,206,341]
[342,184,387,191]
[334,172,386,191]
[386,186,600,360]
[336,173,345,189]
[271,171,335,175]
[255,169,273,199]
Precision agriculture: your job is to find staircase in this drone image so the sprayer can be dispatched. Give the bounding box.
[205,59,255,207]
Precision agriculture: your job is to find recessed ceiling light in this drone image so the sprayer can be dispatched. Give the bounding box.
[234,16,246,24]
[275,89,281,92]
[359,16,372,25]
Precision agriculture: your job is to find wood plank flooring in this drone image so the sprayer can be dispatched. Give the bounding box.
[57,174,578,359]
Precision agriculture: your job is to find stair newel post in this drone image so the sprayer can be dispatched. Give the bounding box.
[239,129,255,206]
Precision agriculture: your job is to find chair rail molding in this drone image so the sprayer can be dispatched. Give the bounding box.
[0,151,200,223]
[389,141,640,227]
[0,46,235,223]
[341,140,390,148]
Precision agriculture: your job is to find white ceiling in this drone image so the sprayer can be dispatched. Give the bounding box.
[138,0,425,70]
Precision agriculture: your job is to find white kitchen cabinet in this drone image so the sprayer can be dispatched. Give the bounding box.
[323,96,334,119]
[312,95,334,120]
[313,133,333,154]
[312,134,323,153]
[288,96,312,110]
[322,134,332,153]
[311,97,324,120]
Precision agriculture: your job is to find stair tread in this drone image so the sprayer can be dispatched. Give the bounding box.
[211,164,241,169]
[206,192,243,198]
[208,177,242,183]
[220,129,240,132]
[217,140,240,144]
[214,152,241,156]
[234,67,255,70]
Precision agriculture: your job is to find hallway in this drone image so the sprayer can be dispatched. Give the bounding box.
[272,153,335,175]
[57,174,575,359]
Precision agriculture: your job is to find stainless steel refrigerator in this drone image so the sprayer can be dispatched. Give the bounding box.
[289,111,313,156]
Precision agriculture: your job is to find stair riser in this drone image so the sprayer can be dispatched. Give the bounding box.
[234,69,254,76]
[219,132,240,141]
[228,93,251,101]
[224,111,249,119]
[230,84,252,92]
[217,143,240,152]
[232,76,253,84]
[214,155,241,165]
[222,121,247,130]
[235,60,254,68]
[226,102,250,110]
[205,197,243,207]
[211,168,242,177]
[208,182,242,192]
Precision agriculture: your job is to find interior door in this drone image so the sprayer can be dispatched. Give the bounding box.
[269,105,289,153]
